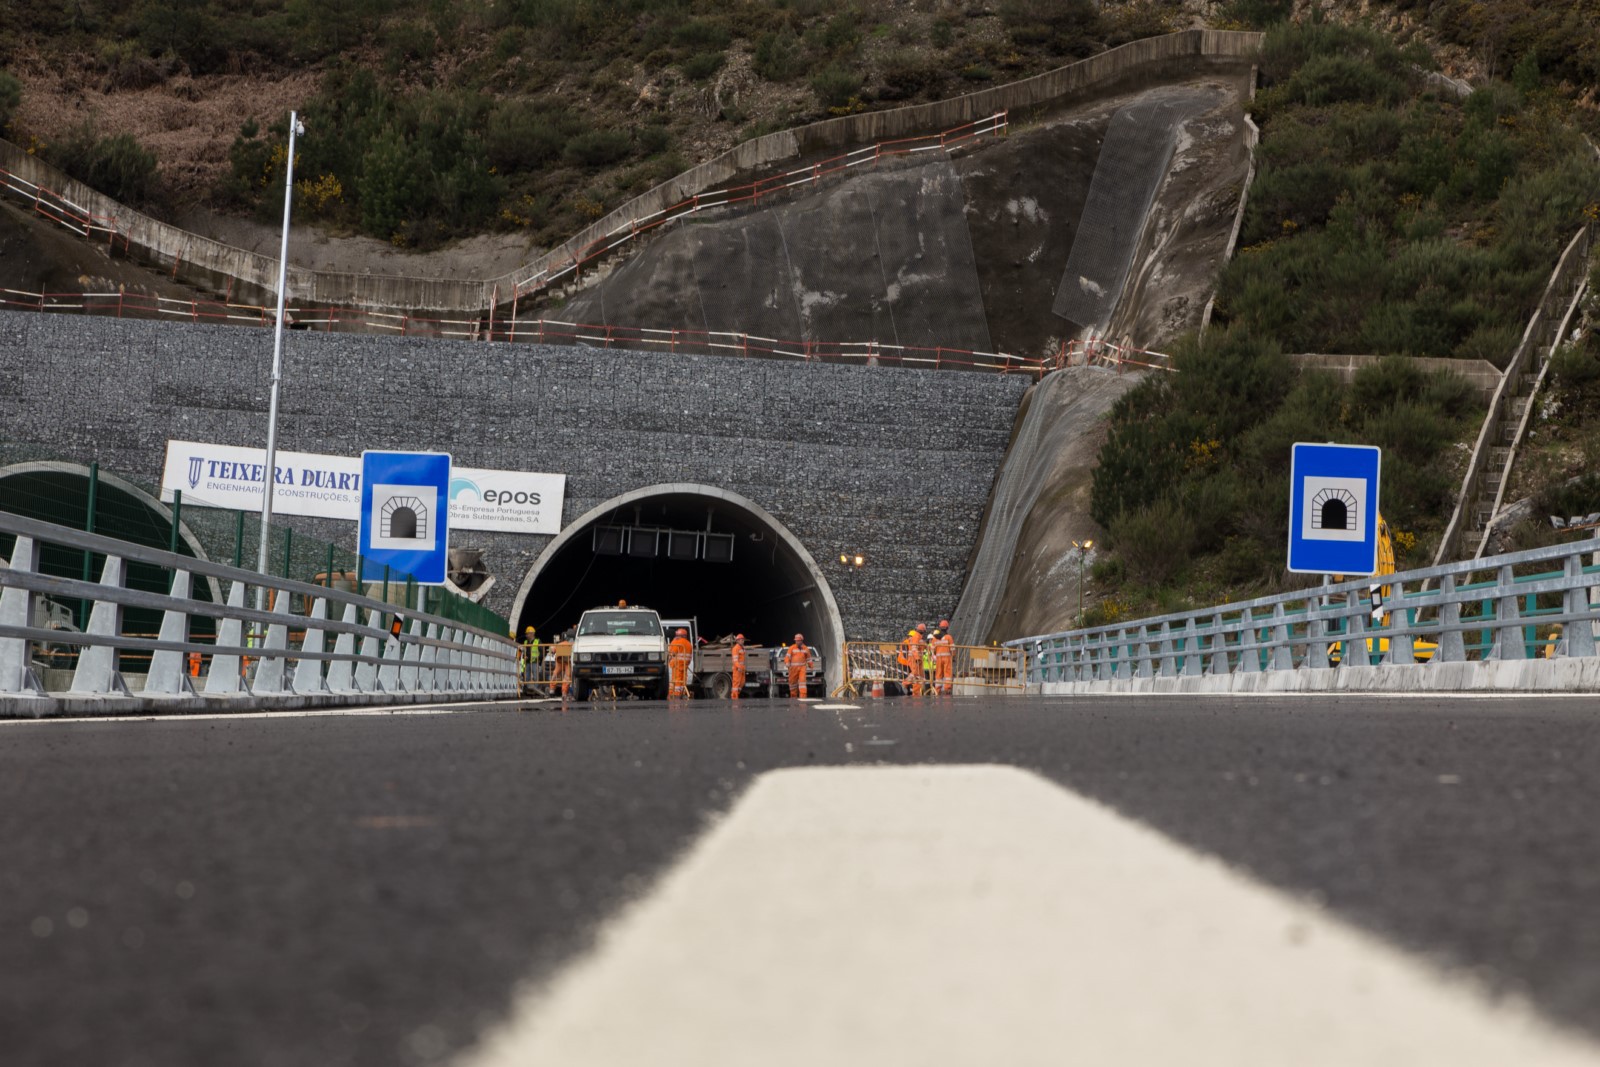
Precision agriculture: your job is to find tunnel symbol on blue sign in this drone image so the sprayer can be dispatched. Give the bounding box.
[1288,444,1380,575]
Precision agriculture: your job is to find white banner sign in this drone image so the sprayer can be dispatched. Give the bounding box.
[160,440,565,535]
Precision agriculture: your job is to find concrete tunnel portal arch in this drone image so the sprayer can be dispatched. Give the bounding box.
[510,485,845,693]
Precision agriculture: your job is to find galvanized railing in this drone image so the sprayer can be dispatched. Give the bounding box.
[1007,538,1600,693]
[0,511,518,717]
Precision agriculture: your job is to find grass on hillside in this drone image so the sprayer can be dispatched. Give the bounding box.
[1084,17,1600,627]
[0,0,1175,249]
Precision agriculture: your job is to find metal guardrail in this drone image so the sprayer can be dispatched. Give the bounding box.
[1007,538,1600,690]
[0,511,518,716]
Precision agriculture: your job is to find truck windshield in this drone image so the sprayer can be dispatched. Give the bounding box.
[578,612,662,637]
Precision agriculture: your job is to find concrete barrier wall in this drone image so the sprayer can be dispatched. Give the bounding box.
[1287,354,1503,405]
[1037,656,1600,696]
[0,29,1261,316]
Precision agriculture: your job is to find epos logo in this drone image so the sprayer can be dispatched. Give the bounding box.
[483,489,542,506]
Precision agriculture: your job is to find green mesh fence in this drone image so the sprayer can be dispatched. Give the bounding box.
[0,445,509,673]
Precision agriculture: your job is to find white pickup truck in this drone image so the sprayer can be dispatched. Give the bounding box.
[568,605,669,700]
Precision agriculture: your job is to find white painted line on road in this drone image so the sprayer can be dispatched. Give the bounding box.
[457,765,1600,1067]
[0,700,507,726]
[812,703,861,710]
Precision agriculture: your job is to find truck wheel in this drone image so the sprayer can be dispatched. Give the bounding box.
[570,677,589,702]
[655,677,671,701]
[705,673,732,700]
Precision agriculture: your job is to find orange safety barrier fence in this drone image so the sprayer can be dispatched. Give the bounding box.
[835,641,1028,697]
[0,165,130,252]
[0,285,1175,379]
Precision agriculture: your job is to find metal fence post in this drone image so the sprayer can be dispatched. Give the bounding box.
[1491,565,1526,660]
[204,581,250,695]
[1436,573,1466,663]
[71,556,127,695]
[144,571,194,696]
[1566,551,1597,658]
[1240,608,1260,673]
[78,461,98,630]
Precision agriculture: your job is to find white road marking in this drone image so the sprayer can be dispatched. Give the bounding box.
[457,765,1600,1067]
[812,703,861,710]
[0,700,505,726]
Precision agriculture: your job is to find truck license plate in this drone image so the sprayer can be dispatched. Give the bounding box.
[602,666,633,675]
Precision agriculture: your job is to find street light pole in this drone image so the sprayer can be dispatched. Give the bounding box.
[254,111,304,618]
[1072,539,1094,628]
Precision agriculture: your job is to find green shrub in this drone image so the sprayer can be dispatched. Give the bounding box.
[753,27,806,82]
[50,127,159,204]
[680,51,725,82]
[563,128,632,168]
[810,64,861,109]
[1110,498,1196,586]
[0,70,20,131]
[485,105,565,171]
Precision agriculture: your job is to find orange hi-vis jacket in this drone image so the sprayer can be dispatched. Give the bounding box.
[785,642,812,670]
[935,634,954,660]
[669,635,694,660]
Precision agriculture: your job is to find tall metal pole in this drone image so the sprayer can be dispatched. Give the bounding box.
[254,111,303,618]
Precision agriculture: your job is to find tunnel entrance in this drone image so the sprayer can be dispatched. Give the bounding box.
[509,485,844,690]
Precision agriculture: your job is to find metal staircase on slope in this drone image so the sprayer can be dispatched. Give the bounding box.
[1435,222,1594,564]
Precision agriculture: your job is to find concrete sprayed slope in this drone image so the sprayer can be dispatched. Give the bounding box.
[1052,86,1228,333]
[951,366,1139,645]
[560,158,993,354]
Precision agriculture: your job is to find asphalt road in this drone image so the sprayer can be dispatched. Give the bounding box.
[4,693,1600,1065]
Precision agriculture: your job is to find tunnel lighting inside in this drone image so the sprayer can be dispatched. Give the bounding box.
[519,492,834,651]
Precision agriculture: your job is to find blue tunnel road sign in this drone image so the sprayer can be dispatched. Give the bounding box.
[359,451,452,585]
[1288,443,1381,575]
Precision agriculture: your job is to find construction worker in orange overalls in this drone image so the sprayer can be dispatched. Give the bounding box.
[669,627,694,699]
[785,632,813,698]
[553,631,573,698]
[188,649,203,678]
[933,619,955,696]
[730,634,747,699]
[900,627,924,696]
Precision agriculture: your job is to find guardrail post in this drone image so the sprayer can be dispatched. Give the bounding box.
[0,536,45,696]
[1386,581,1415,665]
[1269,603,1292,670]
[1565,551,1597,658]
[253,589,294,695]
[400,619,424,690]
[293,597,330,693]
[1436,573,1466,663]
[378,625,403,691]
[145,570,195,696]
[1112,628,1129,679]
[1490,565,1526,660]
[1208,615,1229,675]
[1343,589,1368,667]
[1239,608,1260,673]
[419,623,440,692]
[1182,618,1201,676]
[205,581,250,695]
[1157,622,1176,677]
[327,602,360,693]
[1134,625,1153,679]
[1304,594,1330,670]
[71,555,128,695]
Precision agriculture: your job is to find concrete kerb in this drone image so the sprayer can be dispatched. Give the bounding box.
[0,688,517,720]
[1036,657,1600,696]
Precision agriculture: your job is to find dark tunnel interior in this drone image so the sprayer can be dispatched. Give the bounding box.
[516,493,836,651]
